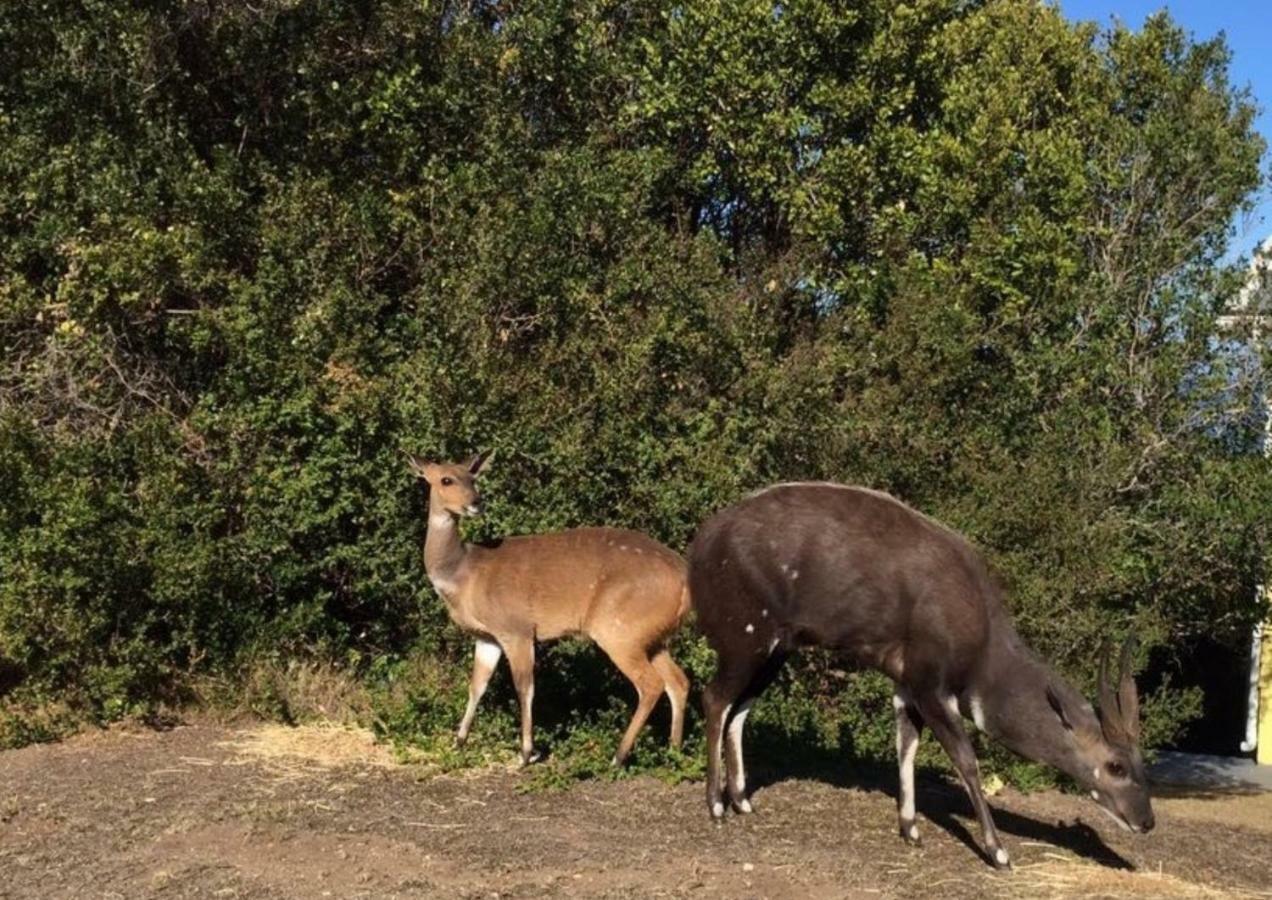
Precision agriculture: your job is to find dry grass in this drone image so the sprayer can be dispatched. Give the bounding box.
[1009,854,1272,899]
[1154,788,1272,834]
[216,723,398,772]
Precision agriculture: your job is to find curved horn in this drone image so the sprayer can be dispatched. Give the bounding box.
[1117,635,1141,740]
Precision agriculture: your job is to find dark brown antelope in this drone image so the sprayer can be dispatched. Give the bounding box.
[408,451,691,766]
[689,482,1154,868]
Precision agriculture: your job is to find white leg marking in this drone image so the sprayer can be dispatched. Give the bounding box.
[667,689,681,726]
[732,701,747,803]
[458,640,502,737]
[994,848,1009,866]
[711,701,732,814]
[943,694,961,721]
[895,695,918,823]
[969,694,987,732]
[898,725,918,821]
[475,639,502,668]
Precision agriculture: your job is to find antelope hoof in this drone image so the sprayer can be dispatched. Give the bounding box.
[520,749,542,767]
[710,800,726,820]
[454,732,468,748]
[730,796,754,815]
[989,847,1011,870]
[900,822,921,846]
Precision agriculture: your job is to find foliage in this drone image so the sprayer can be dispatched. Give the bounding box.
[0,0,1267,786]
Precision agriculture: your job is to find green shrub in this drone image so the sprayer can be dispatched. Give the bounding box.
[0,1,1267,782]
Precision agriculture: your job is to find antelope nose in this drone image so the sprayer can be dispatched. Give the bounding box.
[1141,813,1155,834]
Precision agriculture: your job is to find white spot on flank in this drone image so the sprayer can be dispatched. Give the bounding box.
[767,636,780,653]
[745,623,754,633]
[761,608,769,617]
[1090,790,1100,800]
[1092,767,1101,781]
[789,569,799,580]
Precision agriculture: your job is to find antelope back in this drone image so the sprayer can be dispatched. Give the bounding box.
[689,483,994,684]
[463,527,687,643]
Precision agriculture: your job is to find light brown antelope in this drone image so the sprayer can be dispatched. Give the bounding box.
[408,451,691,766]
[689,482,1153,868]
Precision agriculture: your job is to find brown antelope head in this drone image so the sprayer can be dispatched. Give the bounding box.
[1048,637,1154,833]
[407,450,493,517]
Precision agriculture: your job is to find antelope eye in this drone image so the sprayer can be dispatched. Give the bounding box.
[1106,761,1127,778]
[441,477,454,486]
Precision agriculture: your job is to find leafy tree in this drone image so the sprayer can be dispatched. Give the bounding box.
[1,1,1266,771]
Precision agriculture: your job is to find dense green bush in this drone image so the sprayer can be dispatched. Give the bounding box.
[1,1,1268,779]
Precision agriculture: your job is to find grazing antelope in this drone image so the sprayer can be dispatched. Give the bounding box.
[408,451,691,766]
[689,483,1154,868]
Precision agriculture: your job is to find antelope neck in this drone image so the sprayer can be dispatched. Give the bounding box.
[424,505,467,588]
[974,634,1101,782]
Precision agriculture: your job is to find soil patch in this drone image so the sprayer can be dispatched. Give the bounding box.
[2,724,1270,899]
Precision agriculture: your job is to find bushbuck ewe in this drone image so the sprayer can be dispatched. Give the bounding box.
[408,451,691,766]
[689,482,1154,868]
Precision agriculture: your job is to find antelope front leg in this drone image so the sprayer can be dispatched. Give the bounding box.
[504,637,539,766]
[456,639,502,746]
[893,692,923,844]
[918,695,1010,869]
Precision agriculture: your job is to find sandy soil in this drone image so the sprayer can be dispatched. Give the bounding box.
[2,722,1270,899]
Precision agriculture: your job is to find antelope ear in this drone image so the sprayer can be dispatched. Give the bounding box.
[466,449,494,477]
[1116,635,1142,741]
[1046,684,1076,732]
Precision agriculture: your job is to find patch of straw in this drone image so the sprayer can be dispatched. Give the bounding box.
[217,723,397,773]
[1009,854,1272,900]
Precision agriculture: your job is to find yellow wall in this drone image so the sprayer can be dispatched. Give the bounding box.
[1259,619,1272,765]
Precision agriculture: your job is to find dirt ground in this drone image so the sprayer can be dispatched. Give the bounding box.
[2,722,1270,899]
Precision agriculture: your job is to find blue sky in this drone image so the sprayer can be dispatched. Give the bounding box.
[1057,0,1271,261]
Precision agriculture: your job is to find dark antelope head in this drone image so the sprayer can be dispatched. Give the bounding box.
[1049,637,1154,833]
[407,450,494,518]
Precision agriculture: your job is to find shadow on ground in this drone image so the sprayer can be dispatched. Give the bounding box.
[742,724,1132,870]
